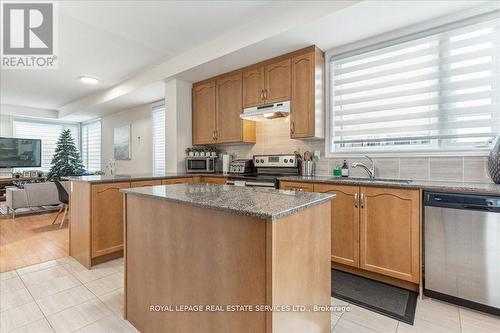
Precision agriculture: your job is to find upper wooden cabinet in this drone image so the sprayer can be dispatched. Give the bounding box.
[291,48,324,138]
[242,67,265,108]
[192,81,216,144]
[193,45,324,142]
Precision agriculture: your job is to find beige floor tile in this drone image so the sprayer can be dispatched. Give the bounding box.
[0,288,33,313]
[106,258,124,273]
[0,270,18,282]
[10,318,54,333]
[46,298,112,333]
[397,319,459,333]
[19,266,70,287]
[73,314,135,333]
[99,288,124,317]
[16,260,59,276]
[27,274,81,300]
[460,307,500,333]
[84,272,123,296]
[341,304,398,333]
[331,313,341,331]
[36,285,96,316]
[333,317,381,333]
[64,262,118,284]
[413,298,461,332]
[0,276,25,294]
[55,256,79,265]
[0,302,44,332]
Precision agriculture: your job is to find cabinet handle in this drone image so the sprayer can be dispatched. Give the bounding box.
[212,130,216,141]
[360,193,365,208]
[260,89,265,100]
[354,193,359,208]
[215,130,218,141]
[264,89,268,99]
[290,121,295,134]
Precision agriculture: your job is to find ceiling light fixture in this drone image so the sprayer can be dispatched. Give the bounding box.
[79,76,99,84]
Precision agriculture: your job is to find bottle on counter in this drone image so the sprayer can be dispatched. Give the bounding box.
[341,160,349,177]
[333,164,341,177]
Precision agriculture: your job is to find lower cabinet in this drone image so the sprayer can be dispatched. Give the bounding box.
[279,181,314,192]
[200,176,227,185]
[131,180,162,187]
[314,183,421,284]
[91,182,130,259]
[162,177,194,185]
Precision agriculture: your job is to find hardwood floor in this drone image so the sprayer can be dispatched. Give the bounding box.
[0,210,69,272]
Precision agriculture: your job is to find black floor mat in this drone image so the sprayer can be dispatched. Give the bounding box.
[332,269,417,325]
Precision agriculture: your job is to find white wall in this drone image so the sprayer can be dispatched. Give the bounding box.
[165,79,192,172]
[101,103,153,174]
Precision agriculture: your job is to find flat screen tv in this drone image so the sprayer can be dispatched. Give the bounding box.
[0,137,42,168]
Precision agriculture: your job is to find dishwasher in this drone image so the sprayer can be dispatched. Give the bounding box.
[424,191,500,316]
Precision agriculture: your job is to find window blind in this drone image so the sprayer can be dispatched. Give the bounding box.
[81,120,101,172]
[152,104,166,174]
[12,120,79,171]
[331,17,500,153]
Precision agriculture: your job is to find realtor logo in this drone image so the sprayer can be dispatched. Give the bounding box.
[1,2,58,68]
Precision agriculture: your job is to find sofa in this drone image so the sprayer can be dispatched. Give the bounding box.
[5,181,69,219]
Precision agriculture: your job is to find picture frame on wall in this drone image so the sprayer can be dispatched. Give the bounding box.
[114,124,131,160]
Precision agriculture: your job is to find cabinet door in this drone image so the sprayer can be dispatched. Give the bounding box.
[130,180,162,188]
[264,58,291,103]
[242,67,265,108]
[291,52,314,138]
[216,73,243,143]
[91,182,130,258]
[279,181,313,192]
[192,81,216,144]
[359,187,420,283]
[314,184,360,268]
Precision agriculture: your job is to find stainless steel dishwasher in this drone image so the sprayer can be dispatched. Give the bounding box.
[424,191,500,316]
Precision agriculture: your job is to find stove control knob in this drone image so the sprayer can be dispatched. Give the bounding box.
[260,159,264,163]
[290,158,294,163]
[284,159,288,163]
[255,160,259,163]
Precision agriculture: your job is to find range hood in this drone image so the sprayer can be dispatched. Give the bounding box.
[240,101,290,121]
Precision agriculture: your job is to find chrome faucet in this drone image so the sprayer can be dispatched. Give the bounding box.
[352,156,375,179]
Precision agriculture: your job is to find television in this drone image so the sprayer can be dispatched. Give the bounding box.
[0,137,42,168]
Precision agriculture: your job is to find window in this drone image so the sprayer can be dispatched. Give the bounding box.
[12,119,79,171]
[329,16,500,155]
[152,104,166,174]
[81,120,101,172]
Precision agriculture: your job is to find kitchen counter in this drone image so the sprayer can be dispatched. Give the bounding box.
[123,182,333,333]
[66,172,228,184]
[279,175,500,195]
[121,183,334,220]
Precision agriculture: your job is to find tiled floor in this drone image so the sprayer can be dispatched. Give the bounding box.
[1,257,499,333]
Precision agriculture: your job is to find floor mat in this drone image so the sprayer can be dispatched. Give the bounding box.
[332,269,417,325]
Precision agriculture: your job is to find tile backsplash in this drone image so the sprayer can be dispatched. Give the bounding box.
[216,118,493,184]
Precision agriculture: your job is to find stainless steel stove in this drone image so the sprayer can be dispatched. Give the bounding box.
[226,154,300,188]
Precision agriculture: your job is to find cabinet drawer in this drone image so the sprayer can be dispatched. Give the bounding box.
[131,180,162,188]
[279,181,313,192]
[162,178,194,185]
[200,177,227,185]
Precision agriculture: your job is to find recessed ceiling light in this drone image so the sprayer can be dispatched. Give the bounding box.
[79,76,99,84]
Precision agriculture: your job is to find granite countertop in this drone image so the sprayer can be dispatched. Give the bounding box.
[278,176,500,195]
[66,173,228,184]
[120,183,335,220]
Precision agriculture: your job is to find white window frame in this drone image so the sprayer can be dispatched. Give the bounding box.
[151,101,166,174]
[325,5,500,158]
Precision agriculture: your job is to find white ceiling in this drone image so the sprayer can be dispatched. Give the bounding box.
[1,0,496,122]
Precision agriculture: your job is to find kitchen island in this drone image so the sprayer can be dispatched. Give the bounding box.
[121,183,335,333]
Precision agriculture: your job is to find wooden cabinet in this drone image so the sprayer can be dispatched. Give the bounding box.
[192,81,216,144]
[314,183,421,284]
[291,48,324,138]
[193,75,255,145]
[91,182,130,259]
[131,180,162,188]
[314,184,359,268]
[161,177,194,185]
[264,58,291,103]
[200,176,227,185]
[279,181,314,192]
[359,187,420,283]
[242,67,265,107]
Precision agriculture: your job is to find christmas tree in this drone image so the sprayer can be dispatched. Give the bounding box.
[46,129,85,181]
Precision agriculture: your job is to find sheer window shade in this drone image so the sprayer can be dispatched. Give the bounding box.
[331,17,500,154]
[12,120,79,172]
[152,105,166,174]
[81,120,101,172]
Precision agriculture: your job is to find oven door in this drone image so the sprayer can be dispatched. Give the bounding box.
[226,179,276,188]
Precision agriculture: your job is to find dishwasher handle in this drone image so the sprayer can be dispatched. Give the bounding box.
[424,191,500,212]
